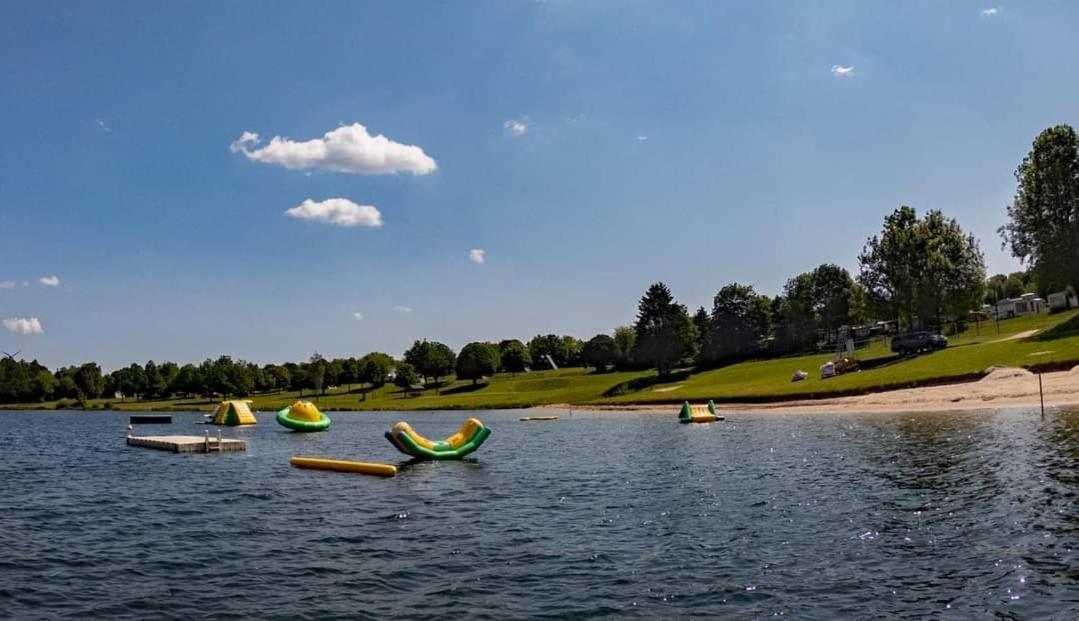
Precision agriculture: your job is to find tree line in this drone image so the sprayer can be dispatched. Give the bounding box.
[3,124,1078,402]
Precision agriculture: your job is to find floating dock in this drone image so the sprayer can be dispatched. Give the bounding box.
[519,416,559,422]
[130,415,172,424]
[127,434,247,453]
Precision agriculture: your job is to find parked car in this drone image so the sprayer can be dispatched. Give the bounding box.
[890,331,947,355]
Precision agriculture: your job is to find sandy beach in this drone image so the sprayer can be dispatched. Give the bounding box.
[542,366,1079,415]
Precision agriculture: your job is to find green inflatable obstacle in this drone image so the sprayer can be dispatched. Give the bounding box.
[276,400,331,432]
[385,418,491,460]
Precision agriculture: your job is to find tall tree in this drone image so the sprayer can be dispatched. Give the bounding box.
[704,283,771,363]
[456,342,500,385]
[612,326,636,369]
[859,206,985,329]
[1000,124,1079,295]
[393,362,419,396]
[631,282,695,376]
[581,334,617,371]
[358,352,394,388]
[74,362,105,400]
[527,334,567,369]
[498,340,531,375]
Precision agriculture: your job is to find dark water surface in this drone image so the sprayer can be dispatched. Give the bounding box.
[1,408,1078,619]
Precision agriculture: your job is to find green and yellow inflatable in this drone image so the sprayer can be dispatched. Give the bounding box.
[276,400,331,432]
[212,400,257,426]
[679,400,724,423]
[385,418,491,460]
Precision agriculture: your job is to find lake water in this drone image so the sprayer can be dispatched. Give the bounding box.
[1,407,1077,619]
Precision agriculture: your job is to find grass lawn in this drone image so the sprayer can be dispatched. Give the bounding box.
[6,310,1078,412]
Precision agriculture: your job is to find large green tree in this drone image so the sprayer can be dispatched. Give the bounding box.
[581,334,617,371]
[456,342,500,385]
[498,340,531,375]
[404,340,456,386]
[632,282,696,376]
[1000,124,1079,295]
[859,206,985,329]
[358,352,394,388]
[612,326,636,369]
[703,283,771,363]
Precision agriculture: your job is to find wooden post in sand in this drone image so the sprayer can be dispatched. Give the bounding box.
[1038,373,1045,419]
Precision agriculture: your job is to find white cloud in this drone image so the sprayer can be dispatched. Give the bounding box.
[230,123,437,175]
[3,317,43,335]
[352,312,364,321]
[831,65,855,77]
[980,7,1000,17]
[636,135,648,141]
[503,119,528,137]
[96,119,111,132]
[284,198,383,228]
[39,275,60,287]
[394,305,412,314]
[0,281,14,289]
[469,248,486,264]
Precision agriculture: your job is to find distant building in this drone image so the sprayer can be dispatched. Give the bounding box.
[1047,290,1078,313]
[992,292,1045,319]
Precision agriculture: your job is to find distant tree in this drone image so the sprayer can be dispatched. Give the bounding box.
[581,334,617,371]
[325,358,345,389]
[123,363,148,401]
[159,362,180,397]
[456,342,500,385]
[560,336,583,367]
[33,368,57,401]
[527,334,567,369]
[358,352,394,387]
[1001,124,1079,296]
[405,340,456,386]
[393,362,419,396]
[74,362,105,400]
[812,264,855,336]
[144,360,167,399]
[499,340,531,375]
[230,363,255,397]
[632,282,696,377]
[339,357,360,391]
[859,206,985,329]
[308,353,327,395]
[692,307,710,360]
[172,364,202,397]
[612,326,636,369]
[270,365,290,393]
[704,283,771,363]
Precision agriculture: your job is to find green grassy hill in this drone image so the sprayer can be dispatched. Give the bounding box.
[7,310,1078,412]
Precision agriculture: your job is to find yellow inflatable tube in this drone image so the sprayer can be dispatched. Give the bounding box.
[289,456,397,477]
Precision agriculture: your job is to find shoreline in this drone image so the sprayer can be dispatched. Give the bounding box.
[537,366,1079,415]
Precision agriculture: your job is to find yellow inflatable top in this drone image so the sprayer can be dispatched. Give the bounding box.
[289,401,323,422]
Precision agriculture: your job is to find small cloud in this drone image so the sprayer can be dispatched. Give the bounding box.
[469,248,486,264]
[3,317,43,335]
[352,312,364,321]
[284,198,383,228]
[230,123,437,175]
[394,305,412,314]
[0,281,14,289]
[95,119,111,132]
[636,135,648,141]
[831,65,855,77]
[39,275,60,287]
[504,119,528,137]
[20,281,29,287]
[980,7,1000,17]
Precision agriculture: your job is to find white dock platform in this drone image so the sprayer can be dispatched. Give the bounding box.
[127,435,247,453]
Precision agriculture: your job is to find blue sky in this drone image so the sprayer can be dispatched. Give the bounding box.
[2,1,1078,370]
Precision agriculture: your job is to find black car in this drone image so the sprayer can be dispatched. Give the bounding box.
[891,331,948,354]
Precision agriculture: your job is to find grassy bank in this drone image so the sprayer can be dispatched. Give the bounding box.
[5,310,1078,413]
